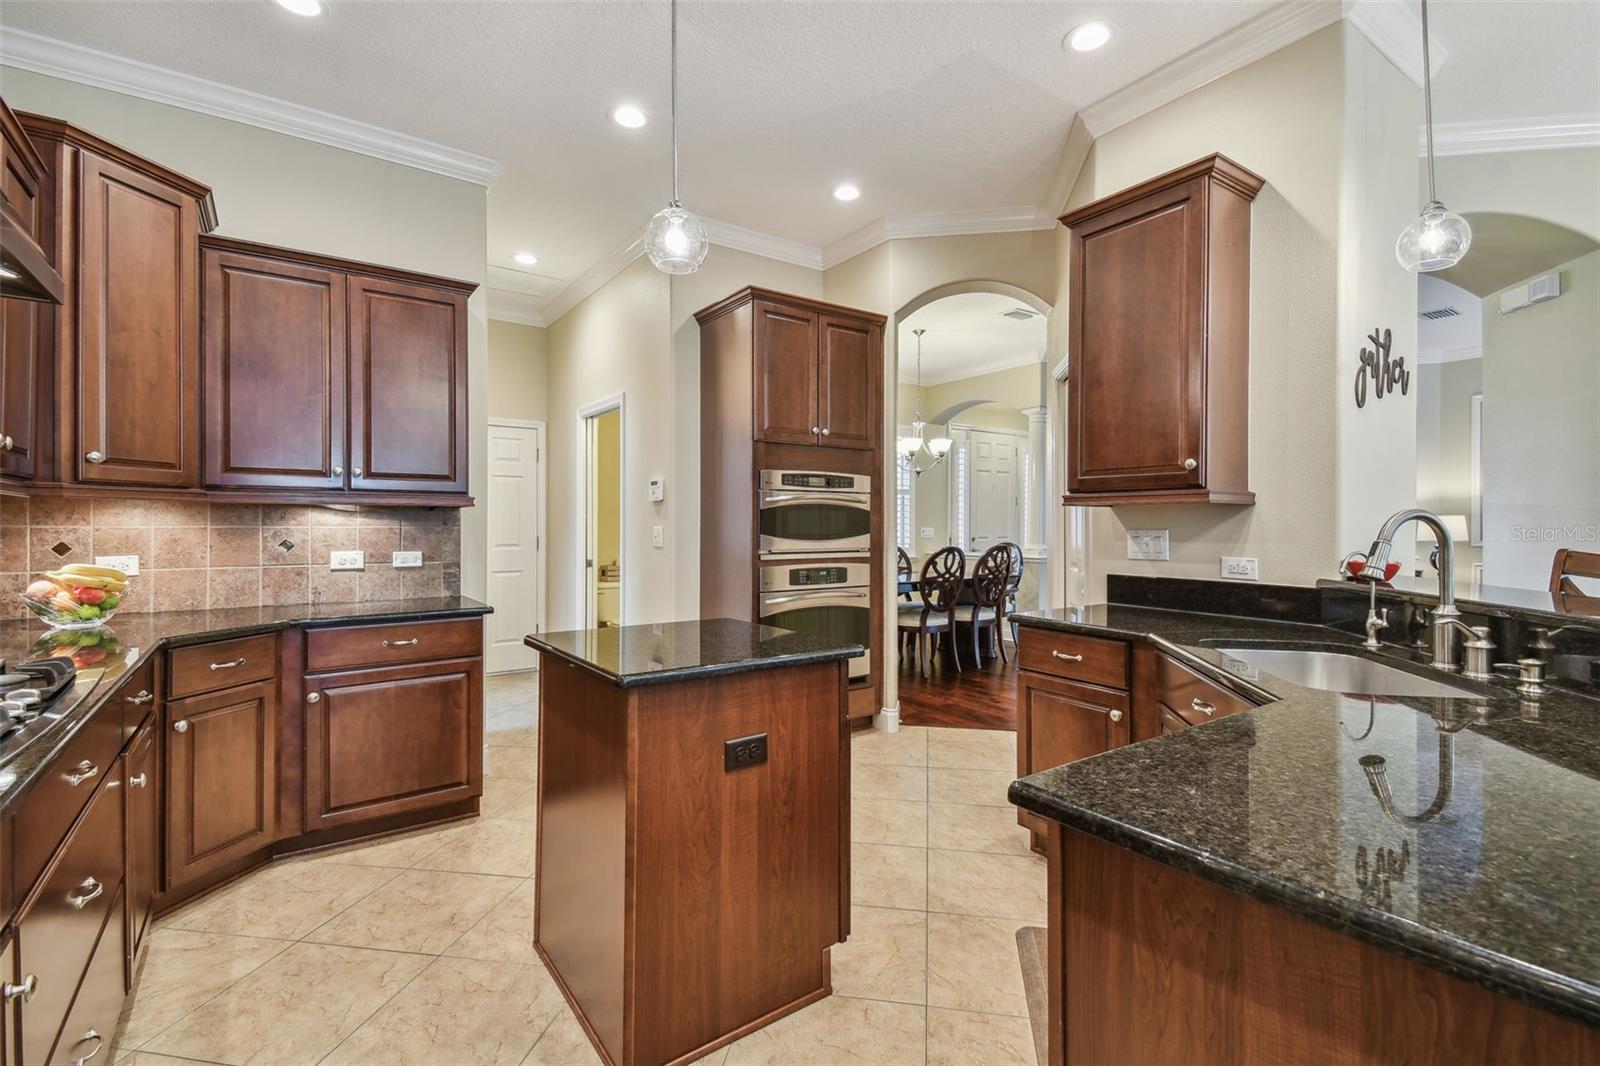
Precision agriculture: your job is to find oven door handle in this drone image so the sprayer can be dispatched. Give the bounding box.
[762,589,872,607]
[759,492,871,507]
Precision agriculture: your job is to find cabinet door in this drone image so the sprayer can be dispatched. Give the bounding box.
[303,657,482,831]
[1,131,43,481]
[77,150,201,487]
[124,724,159,968]
[166,679,277,889]
[348,275,468,494]
[1019,671,1130,775]
[48,887,124,1066]
[752,300,819,446]
[204,247,348,489]
[1068,178,1206,494]
[817,315,877,451]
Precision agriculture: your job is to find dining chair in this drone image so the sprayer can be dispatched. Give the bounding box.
[898,546,964,678]
[897,546,915,603]
[1550,548,1600,596]
[956,543,1011,665]
[1002,542,1025,646]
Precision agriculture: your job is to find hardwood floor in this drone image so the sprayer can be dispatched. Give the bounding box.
[896,635,1018,730]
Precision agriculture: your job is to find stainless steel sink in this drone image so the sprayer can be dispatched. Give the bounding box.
[1212,647,1483,699]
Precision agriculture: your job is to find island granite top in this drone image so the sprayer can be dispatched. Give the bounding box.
[1008,603,1600,1027]
[525,617,862,688]
[0,597,491,813]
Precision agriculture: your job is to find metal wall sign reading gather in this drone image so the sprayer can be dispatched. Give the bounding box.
[1355,327,1410,408]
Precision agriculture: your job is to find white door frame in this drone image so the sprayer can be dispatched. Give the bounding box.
[485,417,546,673]
[577,394,625,629]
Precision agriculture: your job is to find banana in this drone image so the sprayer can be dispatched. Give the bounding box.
[58,563,131,581]
[46,570,128,591]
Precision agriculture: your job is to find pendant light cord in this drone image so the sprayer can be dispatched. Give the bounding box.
[670,0,680,205]
[1420,0,1437,203]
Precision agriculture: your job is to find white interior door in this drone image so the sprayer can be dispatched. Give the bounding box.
[968,429,1020,553]
[486,420,544,674]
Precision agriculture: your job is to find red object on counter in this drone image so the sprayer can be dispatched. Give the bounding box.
[1344,558,1400,582]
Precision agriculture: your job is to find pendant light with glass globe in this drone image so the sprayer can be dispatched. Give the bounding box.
[644,0,709,274]
[896,329,954,476]
[1395,0,1471,272]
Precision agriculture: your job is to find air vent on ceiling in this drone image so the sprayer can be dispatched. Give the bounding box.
[1419,306,1461,320]
[1000,307,1040,320]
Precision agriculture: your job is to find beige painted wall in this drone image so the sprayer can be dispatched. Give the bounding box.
[545,256,670,630]
[1,67,493,599]
[1436,147,1600,244]
[487,320,549,423]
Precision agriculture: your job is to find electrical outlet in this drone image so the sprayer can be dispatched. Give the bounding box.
[1126,529,1170,561]
[94,554,140,576]
[329,550,365,571]
[391,551,423,569]
[651,525,664,548]
[724,732,768,772]
[1221,556,1259,581]
[920,527,935,540]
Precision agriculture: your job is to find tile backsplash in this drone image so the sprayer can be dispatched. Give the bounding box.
[0,496,460,618]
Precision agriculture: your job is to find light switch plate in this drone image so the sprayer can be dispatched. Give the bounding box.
[1126,529,1170,561]
[94,554,140,576]
[391,551,423,569]
[329,550,365,571]
[920,527,935,540]
[1221,556,1259,581]
[651,525,664,548]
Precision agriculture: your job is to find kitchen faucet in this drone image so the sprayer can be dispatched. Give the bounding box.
[1359,508,1494,675]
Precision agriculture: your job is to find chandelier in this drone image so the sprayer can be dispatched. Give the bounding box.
[896,329,953,476]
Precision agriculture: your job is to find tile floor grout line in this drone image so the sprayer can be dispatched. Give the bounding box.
[121,932,297,1055]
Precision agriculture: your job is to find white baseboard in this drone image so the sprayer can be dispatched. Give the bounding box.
[875,705,901,733]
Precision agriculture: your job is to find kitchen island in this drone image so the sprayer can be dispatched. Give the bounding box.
[525,618,861,1066]
[1007,600,1600,1065]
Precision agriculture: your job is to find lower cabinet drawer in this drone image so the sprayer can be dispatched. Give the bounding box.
[305,618,482,672]
[49,886,126,1066]
[17,774,124,1066]
[13,704,122,900]
[1016,628,1129,690]
[1157,653,1254,725]
[847,684,876,720]
[169,634,278,698]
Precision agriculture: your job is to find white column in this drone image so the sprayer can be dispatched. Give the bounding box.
[1022,405,1048,556]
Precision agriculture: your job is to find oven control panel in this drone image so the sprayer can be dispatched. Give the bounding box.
[779,473,858,490]
[788,566,849,586]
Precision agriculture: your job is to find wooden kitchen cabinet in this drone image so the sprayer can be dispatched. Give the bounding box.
[124,722,160,970]
[746,293,879,450]
[817,314,877,450]
[165,678,277,890]
[1,99,52,484]
[49,887,124,1066]
[1062,153,1262,505]
[753,299,820,446]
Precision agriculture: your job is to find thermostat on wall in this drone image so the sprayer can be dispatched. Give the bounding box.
[648,477,666,502]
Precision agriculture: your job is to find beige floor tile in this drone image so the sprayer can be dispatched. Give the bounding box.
[413,816,537,877]
[850,725,929,767]
[927,850,1046,922]
[520,1008,606,1065]
[487,725,542,749]
[113,1053,217,1066]
[852,796,928,848]
[308,868,522,954]
[162,862,399,940]
[723,995,925,1065]
[141,942,430,1064]
[117,930,292,1049]
[852,762,928,802]
[927,802,1034,857]
[294,822,469,870]
[831,905,927,1005]
[323,955,567,1065]
[927,913,1030,1017]
[926,728,1017,772]
[482,776,542,821]
[927,767,1016,808]
[851,843,927,911]
[927,1007,1037,1066]
[445,878,539,964]
[486,744,542,782]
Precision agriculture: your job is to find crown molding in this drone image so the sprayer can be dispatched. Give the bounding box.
[0,29,502,185]
[1417,344,1481,365]
[1079,0,1341,138]
[541,227,645,325]
[702,218,824,270]
[1427,115,1600,157]
[822,206,1058,270]
[1342,0,1446,87]
[486,264,562,298]
[487,292,548,328]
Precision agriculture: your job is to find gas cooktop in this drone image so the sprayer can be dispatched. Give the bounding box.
[0,657,94,768]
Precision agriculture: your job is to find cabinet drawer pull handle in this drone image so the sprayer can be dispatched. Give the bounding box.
[173,719,190,733]
[210,656,247,671]
[306,692,322,703]
[129,772,148,788]
[68,876,104,910]
[66,760,99,786]
[127,690,154,705]
[70,1027,105,1065]
[1184,457,1198,470]
[1050,650,1085,662]
[1109,709,1124,722]
[382,638,419,648]
[1191,698,1216,717]
[85,450,105,464]
[3,974,36,1002]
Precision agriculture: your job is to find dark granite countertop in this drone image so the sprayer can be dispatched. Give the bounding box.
[1007,604,1600,1027]
[525,617,862,688]
[0,597,491,813]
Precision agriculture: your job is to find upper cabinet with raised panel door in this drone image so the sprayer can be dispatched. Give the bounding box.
[1062,154,1263,506]
[1,98,57,485]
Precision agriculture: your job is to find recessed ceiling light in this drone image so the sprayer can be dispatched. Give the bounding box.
[276,0,323,16]
[1065,21,1113,52]
[833,183,861,202]
[512,251,538,266]
[611,104,647,129]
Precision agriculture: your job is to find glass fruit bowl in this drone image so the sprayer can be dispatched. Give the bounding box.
[19,564,130,630]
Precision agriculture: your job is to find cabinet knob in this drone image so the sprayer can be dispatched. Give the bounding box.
[1109,709,1124,722]
[352,466,364,477]
[333,466,344,476]
[3,974,37,1002]
[1,434,12,450]
[129,773,148,789]
[306,692,322,703]
[85,450,105,464]
[810,427,820,435]
[173,719,190,733]
[821,427,831,436]
[1184,458,1198,470]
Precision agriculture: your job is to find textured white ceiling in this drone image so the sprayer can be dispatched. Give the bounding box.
[898,291,1046,385]
[1429,0,1600,127]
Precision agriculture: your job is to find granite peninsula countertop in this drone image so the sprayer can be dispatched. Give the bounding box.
[0,597,491,813]
[1007,603,1600,1027]
[525,617,862,688]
